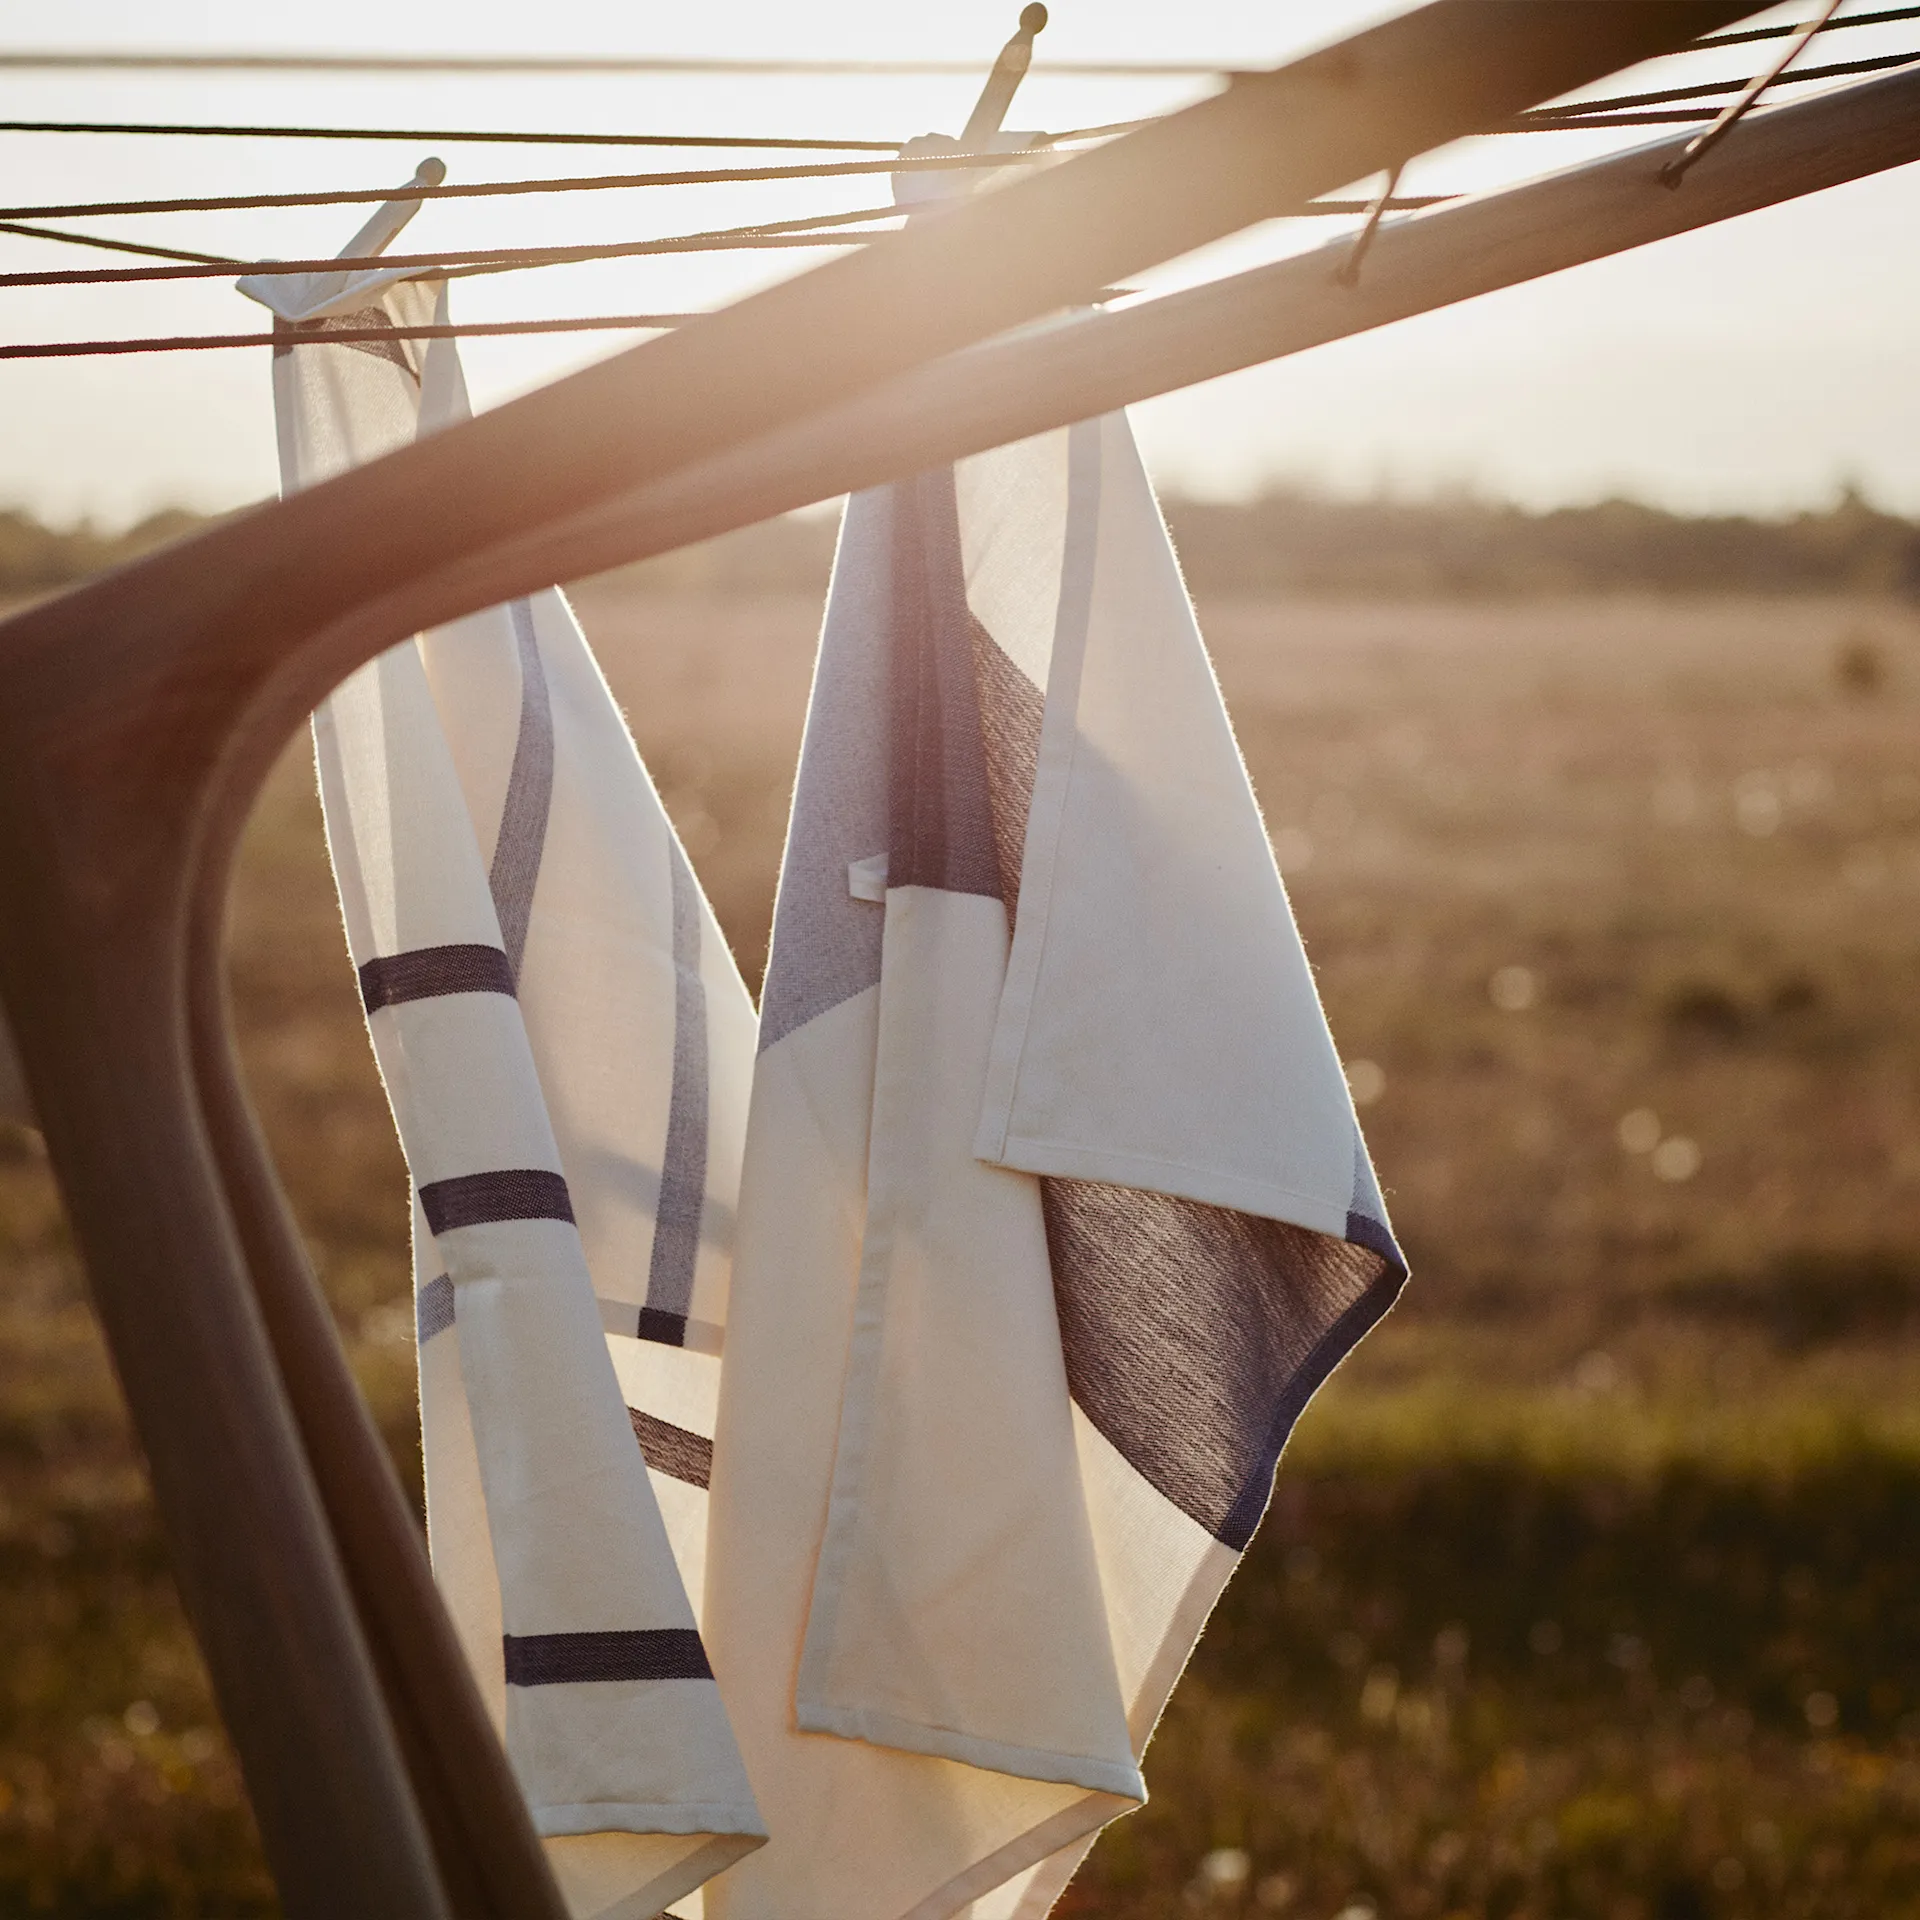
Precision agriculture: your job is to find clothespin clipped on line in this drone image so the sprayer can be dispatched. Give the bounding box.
[894,5,1047,209]
[882,7,1136,307]
[961,3,1049,150]
[335,155,448,257]
[236,155,446,322]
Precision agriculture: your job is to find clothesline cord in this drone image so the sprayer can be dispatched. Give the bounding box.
[0,11,1910,79]
[0,77,1896,153]
[1698,3,1920,47]
[0,219,238,266]
[0,314,700,359]
[0,196,1452,290]
[0,148,1059,224]
[3,11,1915,76]
[0,50,1230,77]
[0,116,1128,155]
[0,10,1903,114]
[9,25,1895,314]
[10,41,1914,233]
[0,207,906,290]
[0,118,904,153]
[1496,109,1728,130]
[1518,44,1917,122]
[1043,117,1152,143]
[17,76,1887,152]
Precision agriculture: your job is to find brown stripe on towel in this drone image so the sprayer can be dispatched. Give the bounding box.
[628,1406,714,1489]
[273,305,420,377]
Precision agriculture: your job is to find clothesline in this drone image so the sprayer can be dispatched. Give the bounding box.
[6,56,1914,232]
[0,116,1149,152]
[5,45,1914,182]
[1699,2,1920,46]
[0,197,1453,292]
[0,150,1062,224]
[1,8,1915,75]
[0,119,906,153]
[0,209,906,289]
[1516,45,1920,122]
[0,50,1228,77]
[1,5,1901,360]
[0,313,699,359]
[0,220,235,266]
[1502,110,1738,129]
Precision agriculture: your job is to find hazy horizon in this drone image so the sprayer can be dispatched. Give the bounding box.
[12,470,1918,543]
[7,1,1920,524]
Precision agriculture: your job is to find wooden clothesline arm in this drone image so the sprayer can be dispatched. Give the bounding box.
[571,60,1920,578]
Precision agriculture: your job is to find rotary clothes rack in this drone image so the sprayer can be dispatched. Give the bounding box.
[2,5,1920,1916]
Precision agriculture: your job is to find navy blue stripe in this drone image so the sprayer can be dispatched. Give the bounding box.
[502,1627,711,1686]
[416,1273,456,1343]
[420,1169,574,1234]
[1044,1178,1406,1555]
[488,598,554,981]
[644,843,709,1321]
[1344,1207,1405,1270]
[1217,1254,1408,1553]
[359,943,514,1013]
[636,1306,686,1347]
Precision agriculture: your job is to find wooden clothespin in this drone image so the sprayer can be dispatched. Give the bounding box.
[959,4,1048,151]
[338,156,447,260]
[893,7,1047,211]
[947,6,1136,305]
[235,155,448,321]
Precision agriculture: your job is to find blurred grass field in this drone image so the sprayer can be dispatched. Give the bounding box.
[4,576,1920,1916]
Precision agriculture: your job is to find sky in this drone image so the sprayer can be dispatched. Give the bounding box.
[6,1,1920,526]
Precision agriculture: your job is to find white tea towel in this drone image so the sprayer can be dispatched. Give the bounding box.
[242,232,763,1920]
[703,413,1404,1920]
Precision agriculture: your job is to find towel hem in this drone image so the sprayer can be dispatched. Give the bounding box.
[533,1801,768,1840]
[980,1131,1352,1235]
[792,1697,1145,1800]
[900,1789,1131,1920]
[565,1830,765,1920]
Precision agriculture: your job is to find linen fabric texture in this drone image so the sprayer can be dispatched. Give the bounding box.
[702,411,1405,1920]
[241,249,764,1920]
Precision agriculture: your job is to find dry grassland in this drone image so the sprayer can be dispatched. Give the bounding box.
[2,583,1919,1915]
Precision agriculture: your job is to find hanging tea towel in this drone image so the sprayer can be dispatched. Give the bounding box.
[703,412,1406,1920]
[240,220,763,1920]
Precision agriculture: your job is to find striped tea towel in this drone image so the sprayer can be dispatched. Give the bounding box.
[240,235,763,1920]
[702,414,1406,1920]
